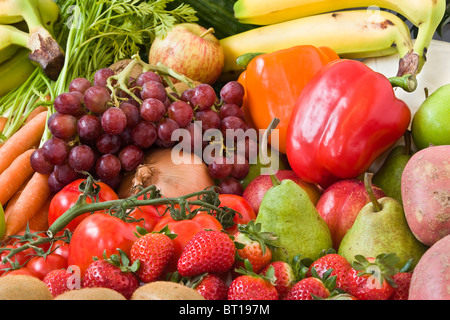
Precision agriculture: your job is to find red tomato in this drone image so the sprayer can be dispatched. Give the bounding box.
[48,179,119,232]
[26,253,67,280]
[1,268,38,278]
[128,199,166,232]
[152,212,224,271]
[218,194,256,235]
[67,213,139,276]
[52,240,70,261]
[0,244,34,276]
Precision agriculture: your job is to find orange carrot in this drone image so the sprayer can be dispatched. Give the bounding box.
[0,149,36,207]
[25,107,48,124]
[0,111,47,175]
[28,196,51,231]
[5,172,51,237]
[3,176,32,223]
[0,117,7,132]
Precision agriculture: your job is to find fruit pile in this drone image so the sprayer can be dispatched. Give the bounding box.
[0,0,449,302]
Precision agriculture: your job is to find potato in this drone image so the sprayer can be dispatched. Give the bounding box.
[401,145,450,246]
[409,234,450,300]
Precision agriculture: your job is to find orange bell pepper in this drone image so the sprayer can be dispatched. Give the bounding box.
[238,45,340,154]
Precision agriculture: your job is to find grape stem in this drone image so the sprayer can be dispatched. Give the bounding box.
[106,53,197,107]
[0,175,237,264]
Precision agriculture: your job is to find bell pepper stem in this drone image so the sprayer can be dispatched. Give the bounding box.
[388,74,417,93]
[364,172,382,212]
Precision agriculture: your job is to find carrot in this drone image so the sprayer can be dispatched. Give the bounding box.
[28,196,51,231]
[0,149,36,207]
[0,111,47,175]
[25,107,48,124]
[5,172,51,237]
[0,117,7,132]
[3,175,32,222]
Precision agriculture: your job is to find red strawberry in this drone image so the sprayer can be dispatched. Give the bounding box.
[228,261,278,300]
[347,253,398,300]
[82,250,140,299]
[233,221,276,274]
[130,226,176,283]
[177,230,236,277]
[284,268,336,300]
[308,253,352,292]
[43,268,79,297]
[260,261,296,299]
[390,272,412,300]
[190,273,229,300]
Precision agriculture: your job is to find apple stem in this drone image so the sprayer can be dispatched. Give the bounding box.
[364,172,382,212]
[199,27,215,38]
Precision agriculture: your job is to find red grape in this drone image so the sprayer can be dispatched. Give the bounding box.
[140,98,166,123]
[141,81,167,102]
[94,68,115,87]
[131,121,157,149]
[118,145,144,172]
[30,148,54,174]
[95,154,121,180]
[77,114,102,141]
[68,144,95,172]
[69,77,92,94]
[220,81,245,106]
[54,92,84,116]
[168,101,193,128]
[41,137,69,165]
[84,86,111,114]
[101,107,127,135]
[190,84,216,111]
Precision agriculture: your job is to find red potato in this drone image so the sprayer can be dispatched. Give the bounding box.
[408,234,450,300]
[401,145,450,246]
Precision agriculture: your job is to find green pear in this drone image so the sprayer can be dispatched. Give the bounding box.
[411,83,450,150]
[338,173,428,269]
[255,178,333,262]
[373,132,413,206]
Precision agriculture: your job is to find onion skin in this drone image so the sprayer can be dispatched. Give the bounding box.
[118,148,214,199]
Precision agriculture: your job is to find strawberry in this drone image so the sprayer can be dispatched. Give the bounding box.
[177,230,236,277]
[82,249,140,299]
[43,268,79,297]
[187,273,229,300]
[228,260,278,300]
[347,253,399,300]
[130,226,176,283]
[307,252,353,292]
[284,268,336,300]
[233,220,276,274]
[260,261,297,299]
[390,258,414,300]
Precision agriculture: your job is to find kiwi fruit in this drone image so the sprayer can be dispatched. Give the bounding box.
[0,275,53,300]
[131,281,205,300]
[53,287,127,300]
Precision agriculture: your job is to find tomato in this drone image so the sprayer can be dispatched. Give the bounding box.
[218,194,256,235]
[67,213,139,276]
[128,198,166,232]
[48,179,119,232]
[1,268,38,278]
[52,240,70,261]
[0,244,34,276]
[153,212,223,271]
[26,253,67,280]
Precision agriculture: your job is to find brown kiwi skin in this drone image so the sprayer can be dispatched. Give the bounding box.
[131,281,205,300]
[0,275,53,300]
[53,287,127,300]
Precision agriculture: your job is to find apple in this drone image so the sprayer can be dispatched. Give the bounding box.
[242,170,323,215]
[148,23,225,85]
[316,179,385,250]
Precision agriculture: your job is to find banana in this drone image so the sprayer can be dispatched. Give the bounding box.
[234,0,446,75]
[0,0,59,26]
[0,0,63,81]
[37,0,61,35]
[0,48,36,98]
[0,25,30,65]
[220,10,414,80]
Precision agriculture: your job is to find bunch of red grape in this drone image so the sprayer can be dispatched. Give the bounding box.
[30,66,256,195]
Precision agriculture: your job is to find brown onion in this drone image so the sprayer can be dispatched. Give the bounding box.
[118,148,214,199]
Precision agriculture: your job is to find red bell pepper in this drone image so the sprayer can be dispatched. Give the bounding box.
[286,59,412,189]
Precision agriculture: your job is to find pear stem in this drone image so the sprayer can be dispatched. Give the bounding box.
[403,130,412,156]
[364,172,382,212]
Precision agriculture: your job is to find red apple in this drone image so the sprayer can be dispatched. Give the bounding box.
[242,170,323,215]
[316,179,385,250]
[148,23,224,85]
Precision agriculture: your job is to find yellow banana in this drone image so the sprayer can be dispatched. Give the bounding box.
[0,25,30,65]
[37,0,61,35]
[234,0,446,75]
[220,9,414,80]
[0,48,36,98]
[0,0,60,28]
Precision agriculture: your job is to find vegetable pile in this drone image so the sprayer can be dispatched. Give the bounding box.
[0,0,449,302]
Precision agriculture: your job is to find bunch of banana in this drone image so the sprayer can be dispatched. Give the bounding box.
[0,0,62,97]
[221,0,446,82]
